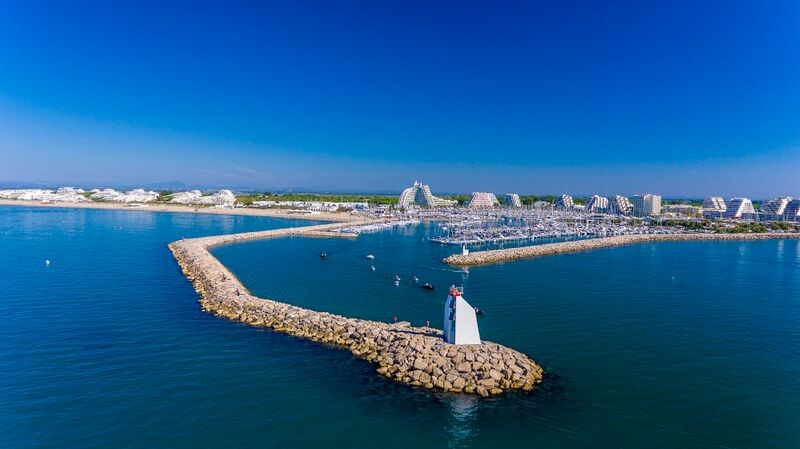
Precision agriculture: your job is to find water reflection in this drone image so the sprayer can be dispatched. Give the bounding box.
[443,394,479,448]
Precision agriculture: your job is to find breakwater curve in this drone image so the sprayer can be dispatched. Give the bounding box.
[444,232,800,266]
[168,221,544,397]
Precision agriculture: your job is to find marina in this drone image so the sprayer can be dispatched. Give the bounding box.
[337,219,421,235]
[425,209,678,247]
[168,219,544,396]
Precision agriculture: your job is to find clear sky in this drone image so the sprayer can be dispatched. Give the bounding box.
[1,1,798,197]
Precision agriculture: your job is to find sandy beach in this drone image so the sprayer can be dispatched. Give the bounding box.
[0,199,363,222]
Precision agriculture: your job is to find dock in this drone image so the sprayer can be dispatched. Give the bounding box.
[443,232,800,266]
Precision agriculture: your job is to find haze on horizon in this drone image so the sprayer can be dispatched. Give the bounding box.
[0,1,798,198]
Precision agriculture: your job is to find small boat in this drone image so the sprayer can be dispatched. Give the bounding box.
[411,275,419,282]
[370,265,376,271]
[320,252,328,259]
[422,283,434,290]
[366,254,375,260]
[473,306,484,316]
[394,275,401,282]
[394,280,400,286]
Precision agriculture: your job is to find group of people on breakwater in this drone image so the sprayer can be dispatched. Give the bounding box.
[168,221,543,397]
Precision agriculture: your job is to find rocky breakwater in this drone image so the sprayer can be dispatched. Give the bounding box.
[169,221,544,397]
[444,232,800,266]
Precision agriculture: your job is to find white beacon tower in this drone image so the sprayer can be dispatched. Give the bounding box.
[443,286,481,345]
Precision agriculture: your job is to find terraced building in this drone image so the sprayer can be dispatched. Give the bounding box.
[398,181,457,208]
[468,192,500,208]
[760,197,791,219]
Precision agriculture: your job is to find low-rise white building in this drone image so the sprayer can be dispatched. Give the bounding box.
[252,200,367,212]
[170,190,204,204]
[0,187,87,202]
[91,188,159,203]
[532,200,552,210]
[170,190,236,207]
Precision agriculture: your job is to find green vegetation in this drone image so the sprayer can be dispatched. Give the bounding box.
[519,195,558,206]
[441,194,470,206]
[157,191,174,202]
[662,199,702,206]
[662,219,800,234]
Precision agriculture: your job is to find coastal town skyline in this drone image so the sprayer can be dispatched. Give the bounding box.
[2,1,799,197]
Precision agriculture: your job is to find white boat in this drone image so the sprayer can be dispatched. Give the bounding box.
[366,254,375,260]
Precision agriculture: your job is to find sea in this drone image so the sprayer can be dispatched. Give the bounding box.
[1,205,798,448]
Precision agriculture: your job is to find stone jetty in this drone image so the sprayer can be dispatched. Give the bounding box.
[444,232,800,266]
[169,221,543,397]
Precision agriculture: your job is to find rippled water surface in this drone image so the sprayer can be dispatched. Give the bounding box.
[2,207,799,448]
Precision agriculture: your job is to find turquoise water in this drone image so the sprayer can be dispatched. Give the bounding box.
[2,207,799,448]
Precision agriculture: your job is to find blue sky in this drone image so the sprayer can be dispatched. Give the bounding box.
[0,1,798,197]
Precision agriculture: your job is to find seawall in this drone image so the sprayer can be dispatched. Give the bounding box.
[169,221,543,397]
[443,232,800,266]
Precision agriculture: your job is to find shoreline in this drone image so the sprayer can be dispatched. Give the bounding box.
[0,199,361,222]
[443,232,800,266]
[168,221,543,397]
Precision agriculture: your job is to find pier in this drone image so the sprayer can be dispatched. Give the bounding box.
[443,232,800,266]
[169,221,543,397]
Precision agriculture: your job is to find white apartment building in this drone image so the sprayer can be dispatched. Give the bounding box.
[724,197,756,219]
[556,194,574,209]
[398,181,457,208]
[468,192,500,208]
[586,195,609,213]
[611,195,633,215]
[504,193,522,208]
[632,194,662,217]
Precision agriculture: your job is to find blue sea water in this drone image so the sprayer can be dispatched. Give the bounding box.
[2,206,799,448]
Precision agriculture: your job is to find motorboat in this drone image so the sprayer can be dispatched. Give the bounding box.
[411,275,419,282]
[370,265,375,271]
[366,254,375,260]
[473,306,484,316]
[422,283,434,290]
[320,252,328,260]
